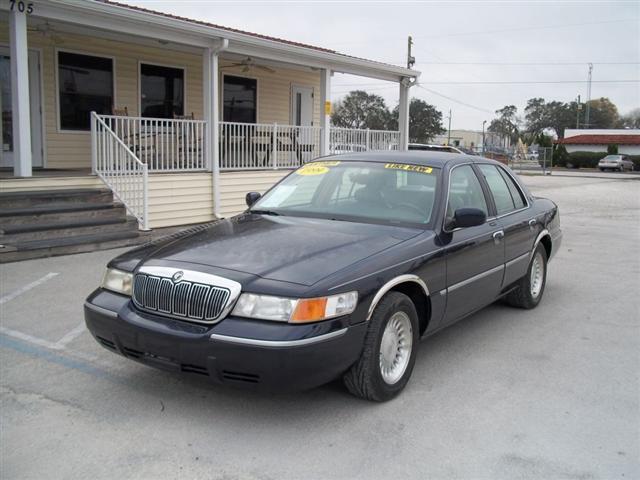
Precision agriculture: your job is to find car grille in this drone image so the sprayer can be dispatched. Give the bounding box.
[132,273,231,323]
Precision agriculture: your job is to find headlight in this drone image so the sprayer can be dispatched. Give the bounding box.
[232,291,358,323]
[101,268,133,296]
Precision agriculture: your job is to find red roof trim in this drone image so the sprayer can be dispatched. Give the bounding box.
[558,134,640,145]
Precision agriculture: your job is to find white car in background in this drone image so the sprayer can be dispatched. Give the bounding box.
[331,144,367,155]
[408,144,464,154]
[598,154,634,172]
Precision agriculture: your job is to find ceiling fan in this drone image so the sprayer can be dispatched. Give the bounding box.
[220,57,276,74]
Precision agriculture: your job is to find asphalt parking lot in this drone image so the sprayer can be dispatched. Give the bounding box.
[1,173,639,480]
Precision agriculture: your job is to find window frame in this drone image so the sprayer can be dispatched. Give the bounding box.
[475,162,530,220]
[55,48,116,134]
[221,73,259,124]
[138,61,187,119]
[442,162,492,233]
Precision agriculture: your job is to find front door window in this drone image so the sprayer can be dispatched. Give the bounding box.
[140,63,185,118]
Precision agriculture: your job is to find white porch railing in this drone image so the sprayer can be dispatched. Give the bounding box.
[97,114,207,172]
[329,127,400,154]
[220,122,321,170]
[91,112,149,230]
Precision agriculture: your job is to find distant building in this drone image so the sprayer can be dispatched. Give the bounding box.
[558,129,640,155]
[432,129,508,150]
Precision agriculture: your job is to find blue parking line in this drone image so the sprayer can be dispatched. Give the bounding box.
[0,334,122,384]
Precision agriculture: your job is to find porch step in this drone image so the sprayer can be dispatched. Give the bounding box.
[0,230,145,263]
[0,186,144,263]
[0,188,113,209]
[0,217,139,242]
[0,203,126,225]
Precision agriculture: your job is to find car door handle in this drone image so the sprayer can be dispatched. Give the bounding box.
[493,230,504,244]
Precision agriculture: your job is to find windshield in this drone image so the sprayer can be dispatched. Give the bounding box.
[603,155,621,160]
[252,161,440,226]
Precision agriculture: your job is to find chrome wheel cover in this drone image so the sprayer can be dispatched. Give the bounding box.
[379,311,413,385]
[530,252,544,298]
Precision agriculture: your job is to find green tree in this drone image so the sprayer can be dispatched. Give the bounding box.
[524,98,575,139]
[489,105,520,145]
[389,98,445,143]
[331,91,392,130]
[585,97,620,129]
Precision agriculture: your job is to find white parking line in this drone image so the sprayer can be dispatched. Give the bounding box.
[0,325,99,362]
[54,322,86,349]
[0,272,59,305]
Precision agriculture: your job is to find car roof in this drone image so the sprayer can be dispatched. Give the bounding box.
[312,150,500,168]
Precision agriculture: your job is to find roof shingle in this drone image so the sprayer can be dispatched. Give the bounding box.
[558,134,640,145]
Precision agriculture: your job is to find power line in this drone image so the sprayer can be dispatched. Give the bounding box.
[324,17,638,46]
[420,80,639,85]
[413,61,640,66]
[411,18,639,40]
[415,85,494,114]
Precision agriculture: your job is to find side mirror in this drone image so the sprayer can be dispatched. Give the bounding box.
[245,191,261,207]
[451,207,486,229]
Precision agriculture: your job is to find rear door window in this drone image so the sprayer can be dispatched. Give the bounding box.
[498,167,527,210]
[477,164,516,215]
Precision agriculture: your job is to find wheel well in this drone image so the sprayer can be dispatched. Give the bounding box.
[540,234,552,259]
[390,282,431,336]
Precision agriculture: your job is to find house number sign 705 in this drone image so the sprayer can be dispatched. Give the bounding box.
[10,0,34,14]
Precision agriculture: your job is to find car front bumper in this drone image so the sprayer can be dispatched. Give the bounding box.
[84,289,367,391]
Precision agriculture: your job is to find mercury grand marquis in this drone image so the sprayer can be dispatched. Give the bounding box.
[84,152,562,401]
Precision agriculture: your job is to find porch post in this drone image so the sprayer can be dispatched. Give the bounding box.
[203,49,213,171]
[208,39,227,218]
[9,8,32,177]
[398,79,410,151]
[211,49,221,217]
[319,68,331,156]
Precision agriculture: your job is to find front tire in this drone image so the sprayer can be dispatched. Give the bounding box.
[343,292,419,401]
[505,244,548,309]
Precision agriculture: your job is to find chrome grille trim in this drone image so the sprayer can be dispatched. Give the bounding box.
[132,266,242,324]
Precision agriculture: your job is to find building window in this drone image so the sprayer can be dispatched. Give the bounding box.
[140,63,185,118]
[58,51,113,131]
[223,75,257,123]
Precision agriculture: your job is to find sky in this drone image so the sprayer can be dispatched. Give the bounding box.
[128,0,639,131]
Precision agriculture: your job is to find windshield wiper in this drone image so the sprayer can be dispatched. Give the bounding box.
[250,209,281,216]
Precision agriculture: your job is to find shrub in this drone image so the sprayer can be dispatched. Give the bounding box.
[566,151,604,169]
[607,144,619,154]
[553,145,569,167]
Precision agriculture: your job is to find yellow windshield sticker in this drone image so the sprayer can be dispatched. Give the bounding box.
[384,163,433,174]
[296,161,340,176]
[312,161,341,167]
[297,165,330,176]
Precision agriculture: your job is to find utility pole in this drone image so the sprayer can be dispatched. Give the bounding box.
[407,36,415,69]
[447,109,452,145]
[584,63,593,128]
[576,94,581,128]
[482,120,487,155]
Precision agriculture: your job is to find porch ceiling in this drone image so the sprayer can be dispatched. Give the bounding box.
[6,0,420,83]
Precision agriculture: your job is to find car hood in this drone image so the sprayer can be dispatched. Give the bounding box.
[138,214,422,286]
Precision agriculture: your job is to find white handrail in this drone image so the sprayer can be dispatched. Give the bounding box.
[219,121,321,171]
[91,112,149,230]
[329,127,400,154]
[97,114,207,172]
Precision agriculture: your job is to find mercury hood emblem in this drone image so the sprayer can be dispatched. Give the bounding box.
[171,271,184,283]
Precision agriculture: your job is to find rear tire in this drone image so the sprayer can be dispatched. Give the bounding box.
[343,292,419,402]
[505,244,548,309]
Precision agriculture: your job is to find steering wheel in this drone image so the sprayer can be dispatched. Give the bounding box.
[395,202,425,217]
